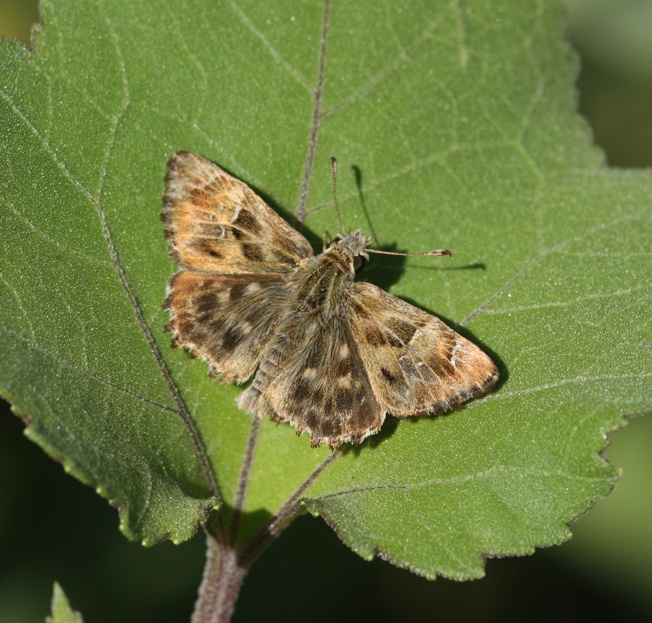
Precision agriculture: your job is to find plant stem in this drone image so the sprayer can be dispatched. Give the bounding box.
[191,532,247,623]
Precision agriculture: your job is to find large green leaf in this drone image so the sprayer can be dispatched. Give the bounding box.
[1,0,650,581]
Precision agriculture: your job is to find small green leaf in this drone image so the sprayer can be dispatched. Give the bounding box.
[46,583,83,623]
[1,0,650,581]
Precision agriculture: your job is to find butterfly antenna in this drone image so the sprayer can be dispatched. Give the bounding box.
[367,248,453,258]
[330,156,345,234]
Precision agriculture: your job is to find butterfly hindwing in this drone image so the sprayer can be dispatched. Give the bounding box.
[165,272,287,383]
[238,314,384,447]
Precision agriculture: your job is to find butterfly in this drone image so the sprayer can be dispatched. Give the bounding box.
[162,151,498,449]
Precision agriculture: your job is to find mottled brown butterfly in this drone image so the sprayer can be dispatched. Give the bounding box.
[162,151,498,448]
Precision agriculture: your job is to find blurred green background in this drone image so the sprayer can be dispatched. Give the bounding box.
[1,0,651,621]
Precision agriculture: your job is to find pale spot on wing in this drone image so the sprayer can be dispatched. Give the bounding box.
[209,214,215,222]
[451,338,463,367]
[245,282,262,295]
[303,367,317,379]
[303,321,319,338]
[337,375,352,389]
[417,361,424,367]
[199,172,219,190]
[219,225,226,238]
[231,204,242,223]
[241,321,253,335]
[217,290,231,305]
[410,329,422,343]
[339,343,349,359]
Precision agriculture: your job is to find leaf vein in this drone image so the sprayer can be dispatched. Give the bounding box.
[0,324,184,415]
[296,0,331,226]
[322,15,444,118]
[227,0,312,93]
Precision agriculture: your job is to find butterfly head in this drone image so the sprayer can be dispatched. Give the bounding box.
[328,229,373,273]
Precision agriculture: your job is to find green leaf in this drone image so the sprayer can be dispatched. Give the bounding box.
[1,0,650,582]
[46,583,83,623]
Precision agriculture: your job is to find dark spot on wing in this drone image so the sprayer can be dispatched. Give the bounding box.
[293,377,312,401]
[353,301,371,319]
[221,326,243,352]
[335,356,349,377]
[242,243,265,262]
[229,282,247,301]
[195,291,219,315]
[319,416,337,437]
[197,240,222,259]
[304,346,321,369]
[387,317,417,345]
[195,310,216,325]
[174,320,192,342]
[362,324,387,347]
[335,390,353,412]
[292,375,324,407]
[278,236,308,262]
[381,367,398,384]
[310,386,325,405]
[235,210,262,235]
[306,410,320,430]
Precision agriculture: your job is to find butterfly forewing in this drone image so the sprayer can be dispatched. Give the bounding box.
[163,151,313,274]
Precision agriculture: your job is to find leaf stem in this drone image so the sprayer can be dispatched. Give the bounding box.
[191,533,247,623]
[191,445,340,622]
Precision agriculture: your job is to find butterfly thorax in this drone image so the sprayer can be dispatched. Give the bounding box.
[288,230,372,316]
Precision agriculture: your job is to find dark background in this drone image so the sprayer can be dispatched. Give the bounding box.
[2,1,652,621]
